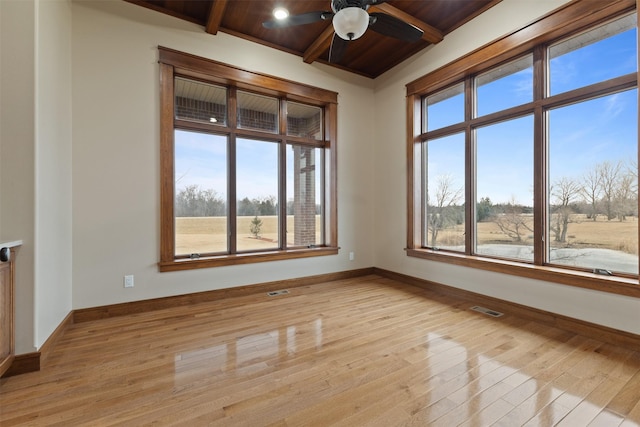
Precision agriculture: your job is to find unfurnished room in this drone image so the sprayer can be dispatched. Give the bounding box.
[1,0,639,425]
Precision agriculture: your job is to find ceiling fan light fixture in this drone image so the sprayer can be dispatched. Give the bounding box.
[332,7,368,41]
[273,7,289,20]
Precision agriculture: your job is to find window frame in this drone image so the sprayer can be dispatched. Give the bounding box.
[406,0,640,298]
[159,47,338,272]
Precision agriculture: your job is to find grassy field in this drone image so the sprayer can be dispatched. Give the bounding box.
[175,215,322,254]
[431,215,638,255]
[176,214,638,256]
[556,216,638,254]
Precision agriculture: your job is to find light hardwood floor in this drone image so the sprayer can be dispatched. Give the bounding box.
[1,275,639,426]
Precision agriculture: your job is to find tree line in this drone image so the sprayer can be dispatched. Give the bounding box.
[175,184,320,217]
[428,160,638,246]
[548,160,637,243]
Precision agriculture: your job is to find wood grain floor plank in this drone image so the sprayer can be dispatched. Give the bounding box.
[1,275,639,426]
[620,399,640,427]
[607,370,640,417]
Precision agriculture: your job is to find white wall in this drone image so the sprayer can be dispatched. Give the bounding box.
[372,0,640,335]
[0,0,73,353]
[34,0,73,349]
[71,1,375,310]
[1,0,37,354]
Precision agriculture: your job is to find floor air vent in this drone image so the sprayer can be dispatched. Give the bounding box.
[267,289,290,297]
[471,306,504,317]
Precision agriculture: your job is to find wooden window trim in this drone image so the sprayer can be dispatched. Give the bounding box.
[406,0,636,97]
[159,48,338,272]
[406,248,640,298]
[406,0,640,298]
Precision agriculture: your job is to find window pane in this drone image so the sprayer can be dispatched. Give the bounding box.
[237,91,278,133]
[548,90,638,274]
[287,102,323,140]
[424,133,465,251]
[476,55,533,117]
[425,83,464,132]
[174,130,228,256]
[175,77,227,125]
[475,115,534,261]
[549,13,637,96]
[287,145,323,247]
[236,139,279,251]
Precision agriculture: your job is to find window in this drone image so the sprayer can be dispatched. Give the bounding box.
[548,90,638,274]
[475,115,534,262]
[407,2,639,296]
[159,48,338,272]
[423,132,465,251]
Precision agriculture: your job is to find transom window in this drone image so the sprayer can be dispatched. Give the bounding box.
[159,48,338,271]
[407,3,639,296]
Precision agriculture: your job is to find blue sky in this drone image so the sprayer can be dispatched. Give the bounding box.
[236,139,278,201]
[427,23,637,206]
[175,132,321,202]
[175,130,227,197]
[175,133,282,200]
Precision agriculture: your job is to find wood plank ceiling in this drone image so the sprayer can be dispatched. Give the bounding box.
[125,0,503,78]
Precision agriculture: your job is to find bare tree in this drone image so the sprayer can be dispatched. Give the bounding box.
[628,159,638,193]
[580,168,602,221]
[598,160,622,220]
[427,174,463,247]
[549,177,581,243]
[624,159,638,217]
[491,196,533,242]
[614,171,636,221]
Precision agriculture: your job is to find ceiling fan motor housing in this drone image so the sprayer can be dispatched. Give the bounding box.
[332,0,367,13]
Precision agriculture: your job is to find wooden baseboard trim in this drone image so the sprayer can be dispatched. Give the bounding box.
[2,311,74,378]
[373,267,640,349]
[1,352,40,378]
[39,311,74,365]
[74,267,376,323]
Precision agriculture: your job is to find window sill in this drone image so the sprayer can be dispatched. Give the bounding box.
[159,246,339,272]
[406,248,640,298]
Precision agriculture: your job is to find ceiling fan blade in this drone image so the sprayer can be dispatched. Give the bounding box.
[262,11,333,29]
[369,13,423,42]
[362,0,388,5]
[329,33,348,63]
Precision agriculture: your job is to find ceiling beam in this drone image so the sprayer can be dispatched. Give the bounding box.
[303,25,335,64]
[206,0,228,35]
[368,3,444,44]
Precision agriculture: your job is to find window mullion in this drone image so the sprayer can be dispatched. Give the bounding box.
[279,100,288,250]
[407,94,422,250]
[228,87,238,254]
[159,63,176,264]
[533,45,547,266]
[464,76,474,256]
[421,139,428,248]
